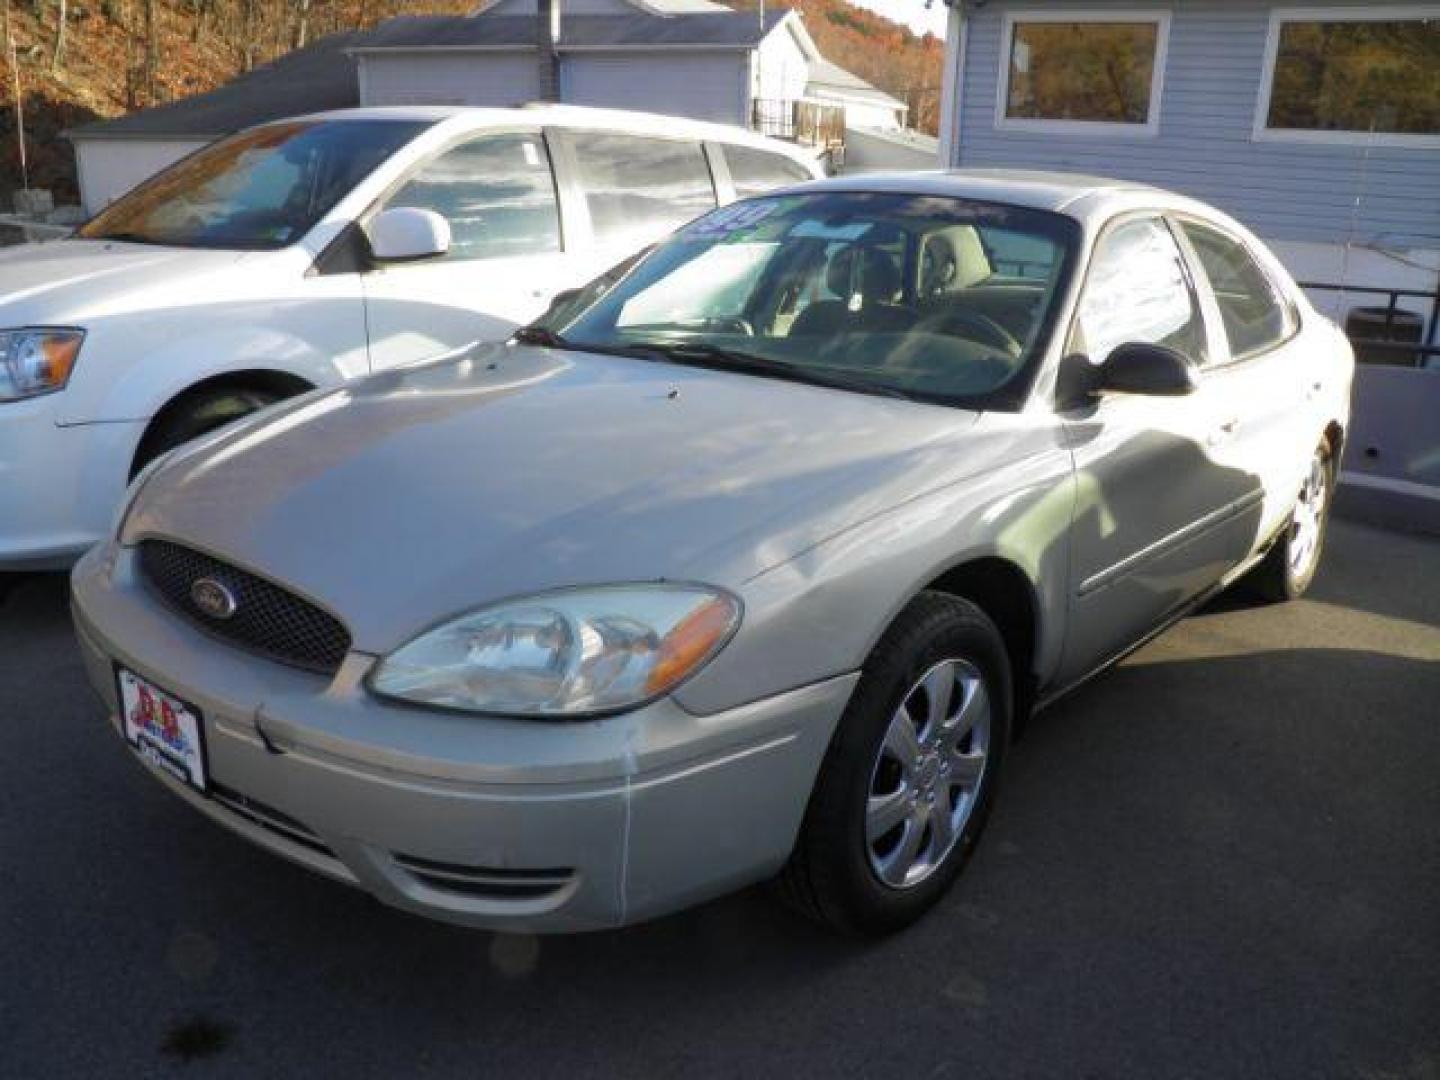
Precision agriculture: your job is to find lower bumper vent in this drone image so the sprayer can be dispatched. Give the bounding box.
[393,853,574,901]
[211,783,334,860]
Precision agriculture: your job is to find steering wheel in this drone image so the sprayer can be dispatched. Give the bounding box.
[700,316,755,336]
[915,308,1023,358]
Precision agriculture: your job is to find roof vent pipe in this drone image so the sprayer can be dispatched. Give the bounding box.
[537,0,561,102]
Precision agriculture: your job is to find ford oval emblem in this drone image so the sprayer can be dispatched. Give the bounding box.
[191,577,238,621]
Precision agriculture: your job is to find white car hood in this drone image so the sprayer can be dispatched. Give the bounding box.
[0,239,248,325]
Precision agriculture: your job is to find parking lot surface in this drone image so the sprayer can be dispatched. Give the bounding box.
[3,518,1437,1079]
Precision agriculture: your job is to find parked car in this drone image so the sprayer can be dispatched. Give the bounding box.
[0,105,820,570]
[72,172,1353,936]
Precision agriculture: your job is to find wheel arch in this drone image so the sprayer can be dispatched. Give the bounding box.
[129,368,316,479]
[922,555,1042,727]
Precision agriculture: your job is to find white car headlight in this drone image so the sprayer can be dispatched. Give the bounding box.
[0,328,84,401]
[369,585,741,718]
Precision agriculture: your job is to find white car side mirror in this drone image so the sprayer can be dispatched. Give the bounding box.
[366,207,450,263]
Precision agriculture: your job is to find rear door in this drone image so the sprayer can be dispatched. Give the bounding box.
[1171,217,1311,550]
[1058,214,1262,685]
[362,129,575,370]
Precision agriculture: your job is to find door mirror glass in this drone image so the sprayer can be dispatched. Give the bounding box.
[1097,342,1201,396]
[366,207,450,263]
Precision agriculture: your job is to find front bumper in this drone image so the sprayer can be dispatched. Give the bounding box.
[0,397,142,569]
[71,542,855,932]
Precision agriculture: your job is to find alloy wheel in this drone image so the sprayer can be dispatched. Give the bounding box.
[866,658,991,889]
[1289,453,1329,579]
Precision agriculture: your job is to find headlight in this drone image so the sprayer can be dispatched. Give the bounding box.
[0,328,84,401]
[369,585,741,718]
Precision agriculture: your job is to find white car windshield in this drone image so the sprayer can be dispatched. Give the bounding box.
[557,192,1080,406]
[79,119,428,250]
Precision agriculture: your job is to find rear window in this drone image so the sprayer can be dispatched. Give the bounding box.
[1180,221,1295,359]
[724,145,815,198]
[566,131,716,249]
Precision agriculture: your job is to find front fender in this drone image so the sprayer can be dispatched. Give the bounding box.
[58,295,366,425]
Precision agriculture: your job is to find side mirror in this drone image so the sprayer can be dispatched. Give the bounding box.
[1095,342,1200,396]
[365,207,450,263]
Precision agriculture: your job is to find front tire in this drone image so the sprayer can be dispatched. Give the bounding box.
[1247,437,1334,602]
[778,592,1012,936]
[132,387,280,477]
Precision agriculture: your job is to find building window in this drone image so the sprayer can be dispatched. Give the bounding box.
[996,12,1169,135]
[1256,7,1440,146]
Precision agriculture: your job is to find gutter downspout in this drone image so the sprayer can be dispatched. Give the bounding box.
[938,0,965,166]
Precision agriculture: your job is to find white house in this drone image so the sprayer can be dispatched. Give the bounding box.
[67,0,912,212]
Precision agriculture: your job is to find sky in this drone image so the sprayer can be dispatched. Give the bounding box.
[844,0,951,39]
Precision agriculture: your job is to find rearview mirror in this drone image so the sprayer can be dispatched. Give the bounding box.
[1096,342,1200,396]
[366,207,450,263]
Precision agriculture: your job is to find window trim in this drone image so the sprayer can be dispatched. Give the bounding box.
[1168,213,1302,368]
[993,9,1171,138]
[1252,5,1440,150]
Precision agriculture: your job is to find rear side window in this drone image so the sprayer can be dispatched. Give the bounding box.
[567,131,716,248]
[1179,221,1294,359]
[1069,217,1207,366]
[724,145,814,198]
[384,133,560,261]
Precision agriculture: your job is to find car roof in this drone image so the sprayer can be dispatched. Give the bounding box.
[283,104,822,165]
[784,169,1202,221]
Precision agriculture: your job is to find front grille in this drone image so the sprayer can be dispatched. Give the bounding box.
[393,853,575,901]
[138,539,351,675]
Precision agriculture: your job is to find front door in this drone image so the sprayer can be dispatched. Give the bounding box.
[362,130,579,370]
[1058,216,1263,685]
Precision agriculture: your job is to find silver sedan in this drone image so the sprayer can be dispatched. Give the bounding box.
[72,172,1353,935]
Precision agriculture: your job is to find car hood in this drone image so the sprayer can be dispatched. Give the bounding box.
[0,239,247,324]
[127,344,980,653]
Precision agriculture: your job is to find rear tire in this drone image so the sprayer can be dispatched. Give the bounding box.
[132,387,279,477]
[1247,436,1334,603]
[777,592,1011,936]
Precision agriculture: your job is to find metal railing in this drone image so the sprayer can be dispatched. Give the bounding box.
[751,98,846,155]
[1299,281,1440,368]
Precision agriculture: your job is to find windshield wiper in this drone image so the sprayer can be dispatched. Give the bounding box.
[511,325,569,348]
[87,231,166,246]
[621,341,913,402]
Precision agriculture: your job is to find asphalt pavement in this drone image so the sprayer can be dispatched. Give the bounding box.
[2,518,1437,1079]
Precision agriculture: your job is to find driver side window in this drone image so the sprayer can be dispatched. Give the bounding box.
[1069,217,1207,366]
[382,133,561,262]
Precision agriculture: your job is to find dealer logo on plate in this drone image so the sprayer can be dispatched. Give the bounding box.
[191,577,238,621]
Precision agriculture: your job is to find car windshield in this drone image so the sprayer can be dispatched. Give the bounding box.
[78,119,429,250]
[556,191,1080,406]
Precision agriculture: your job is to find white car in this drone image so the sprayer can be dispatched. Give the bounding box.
[0,105,820,569]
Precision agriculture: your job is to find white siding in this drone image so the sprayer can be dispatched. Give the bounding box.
[359,53,540,107]
[947,0,1440,253]
[72,138,210,215]
[753,24,809,102]
[561,54,747,124]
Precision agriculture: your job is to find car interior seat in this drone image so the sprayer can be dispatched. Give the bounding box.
[789,247,912,335]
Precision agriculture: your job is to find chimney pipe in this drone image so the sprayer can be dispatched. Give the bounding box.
[536,0,561,102]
